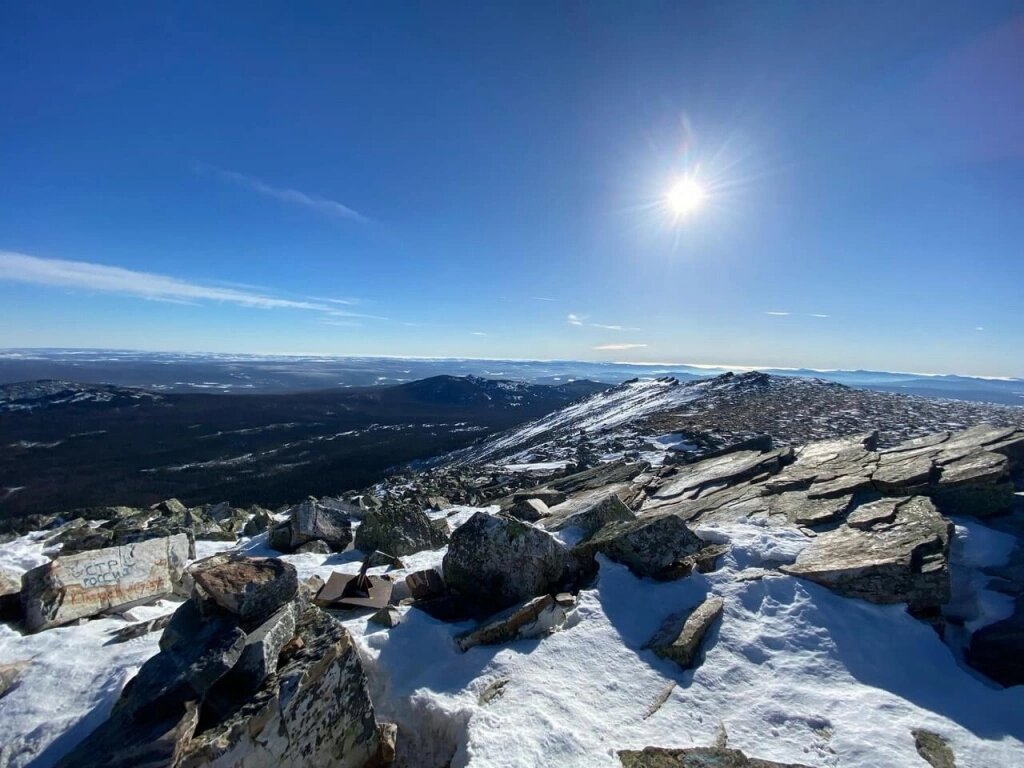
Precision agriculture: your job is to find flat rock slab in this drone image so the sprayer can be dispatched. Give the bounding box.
[647,596,724,669]
[457,593,571,651]
[22,533,190,632]
[769,492,852,527]
[619,746,814,767]
[193,557,298,625]
[782,496,951,609]
[647,449,792,506]
[508,497,551,522]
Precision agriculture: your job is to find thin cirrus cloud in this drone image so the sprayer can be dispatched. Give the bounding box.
[764,311,790,316]
[567,313,639,331]
[808,313,830,318]
[471,331,488,336]
[195,163,368,223]
[0,251,386,322]
[593,343,648,351]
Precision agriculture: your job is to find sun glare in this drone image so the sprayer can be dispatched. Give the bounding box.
[666,177,705,216]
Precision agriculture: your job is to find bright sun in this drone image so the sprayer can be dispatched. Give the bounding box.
[666,177,705,216]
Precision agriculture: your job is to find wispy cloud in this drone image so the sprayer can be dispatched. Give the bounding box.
[593,343,648,351]
[324,308,390,321]
[765,311,790,316]
[321,319,362,327]
[471,331,488,336]
[976,326,985,331]
[0,251,386,322]
[196,163,368,223]
[534,296,557,302]
[808,313,830,318]
[568,313,639,331]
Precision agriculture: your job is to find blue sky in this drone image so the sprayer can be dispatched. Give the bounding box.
[1,2,1022,377]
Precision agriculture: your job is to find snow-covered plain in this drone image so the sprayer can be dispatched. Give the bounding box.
[2,512,1023,767]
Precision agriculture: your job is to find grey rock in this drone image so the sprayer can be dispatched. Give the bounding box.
[225,599,300,695]
[478,677,510,705]
[290,498,355,551]
[846,498,899,529]
[108,612,174,643]
[153,498,189,516]
[646,448,792,509]
[782,496,951,609]
[0,566,21,620]
[647,596,724,669]
[295,539,332,555]
[575,512,704,579]
[55,699,201,768]
[119,600,247,720]
[22,533,190,632]
[769,492,853,526]
[912,729,956,768]
[548,460,650,494]
[512,487,567,506]
[242,507,273,537]
[405,568,446,600]
[355,503,449,557]
[619,746,813,767]
[443,512,578,610]
[177,606,381,768]
[367,550,405,569]
[457,594,571,651]
[0,659,29,699]
[192,556,298,625]
[508,497,550,522]
[542,489,635,537]
[375,722,398,765]
[369,606,403,628]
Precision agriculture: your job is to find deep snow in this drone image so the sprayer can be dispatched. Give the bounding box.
[1,512,1022,768]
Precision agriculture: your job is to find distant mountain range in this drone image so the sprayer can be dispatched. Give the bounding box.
[0,348,1021,405]
[0,375,606,523]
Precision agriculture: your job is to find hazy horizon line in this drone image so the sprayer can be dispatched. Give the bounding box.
[0,346,1020,383]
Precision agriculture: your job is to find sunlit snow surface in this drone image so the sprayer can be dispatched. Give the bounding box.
[2,513,1023,767]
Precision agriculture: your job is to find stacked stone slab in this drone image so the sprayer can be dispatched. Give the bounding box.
[56,555,387,768]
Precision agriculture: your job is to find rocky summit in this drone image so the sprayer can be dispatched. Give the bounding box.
[1,374,1024,767]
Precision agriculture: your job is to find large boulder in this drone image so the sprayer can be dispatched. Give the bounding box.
[269,499,354,553]
[57,558,383,768]
[443,512,579,610]
[22,533,190,632]
[177,606,381,768]
[781,496,951,609]
[575,513,704,580]
[354,503,449,556]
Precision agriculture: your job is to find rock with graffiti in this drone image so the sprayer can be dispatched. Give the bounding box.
[21,533,190,632]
